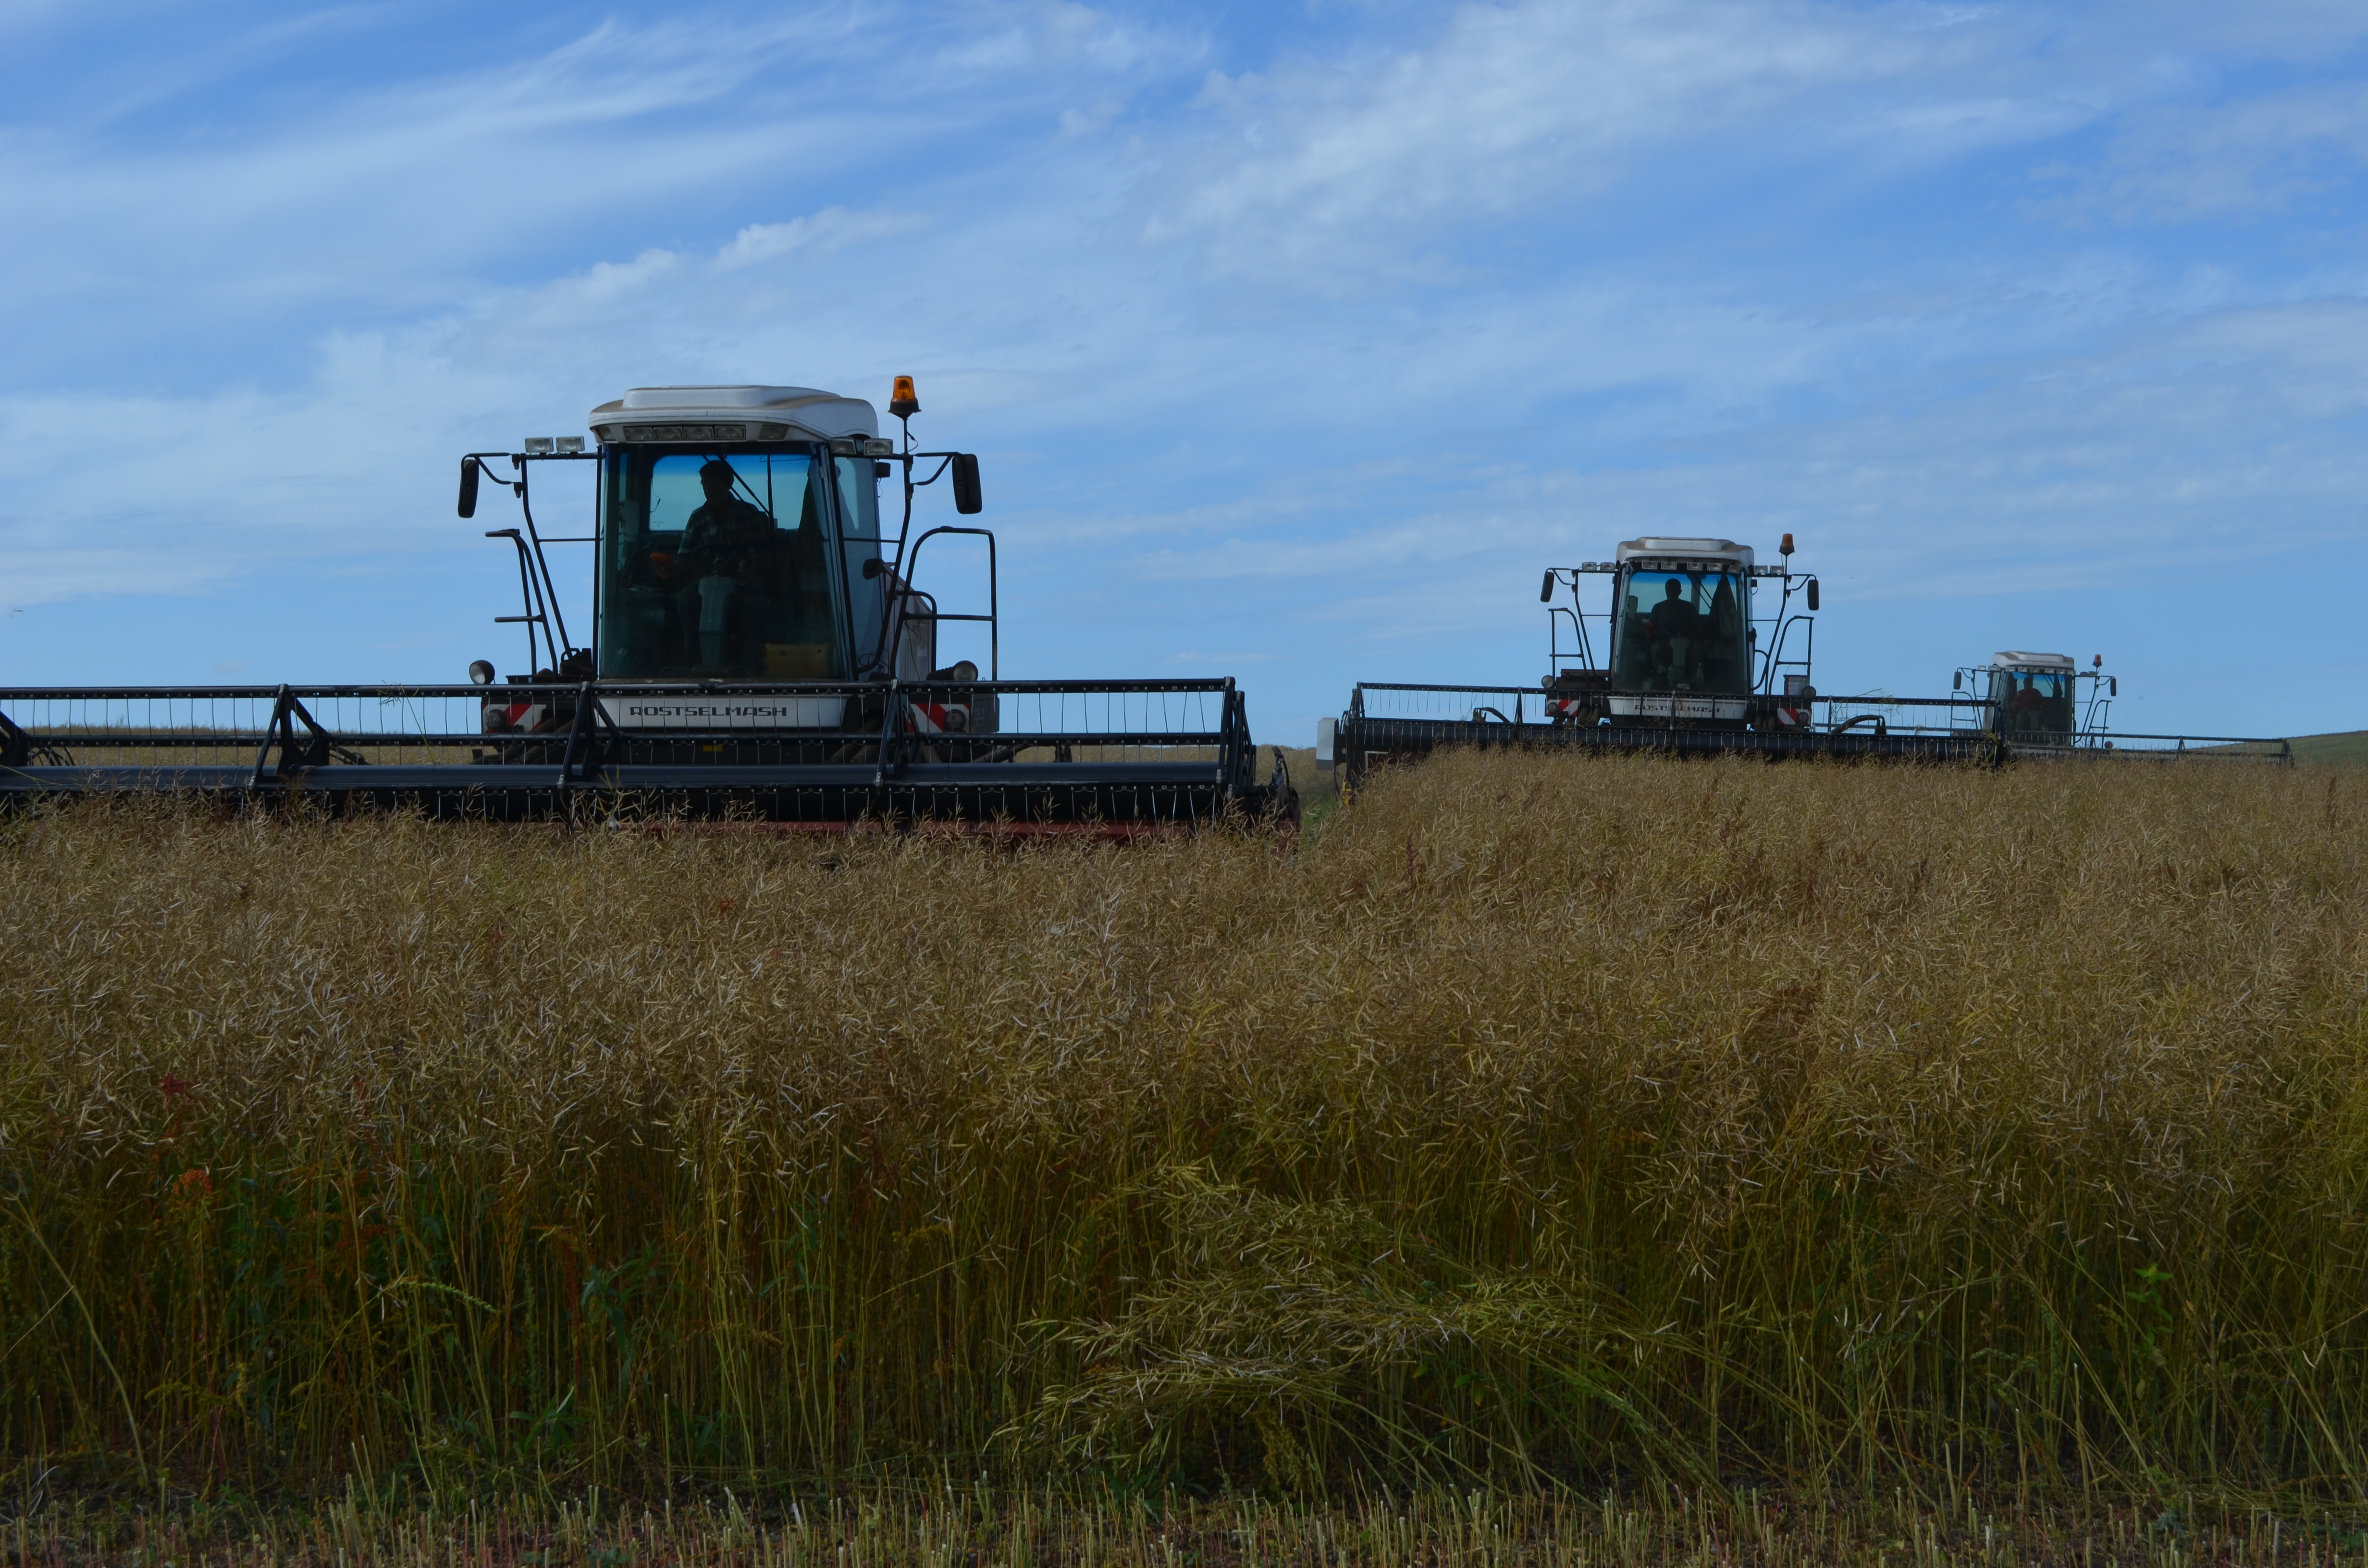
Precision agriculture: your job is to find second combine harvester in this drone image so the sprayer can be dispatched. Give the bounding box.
[1322,533,2288,784]
[0,379,1295,828]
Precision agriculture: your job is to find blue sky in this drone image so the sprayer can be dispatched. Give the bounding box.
[3,0,2367,745]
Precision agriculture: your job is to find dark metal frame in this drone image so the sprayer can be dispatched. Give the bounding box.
[901,526,998,677]
[0,677,1289,825]
[1332,681,2291,785]
[867,448,997,677]
[466,448,593,673]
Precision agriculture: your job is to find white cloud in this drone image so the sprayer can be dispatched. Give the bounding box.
[940,0,1197,74]
[0,4,1147,369]
[576,249,684,301]
[716,208,929,269]
[1140,0,1923,278]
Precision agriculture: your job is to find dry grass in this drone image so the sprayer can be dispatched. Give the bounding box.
[10,1483,2365,1566]
[2,752,2366,1516]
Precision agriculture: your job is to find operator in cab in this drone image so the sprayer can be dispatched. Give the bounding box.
[1650,578,1699,638]
[1648,578,1700,687]
[678,461,775,580]
[652,459,779,672]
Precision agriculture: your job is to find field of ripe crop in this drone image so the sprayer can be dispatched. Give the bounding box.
[3,752,2367,1535]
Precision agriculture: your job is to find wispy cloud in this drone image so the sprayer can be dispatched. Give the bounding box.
[1135,1,1926,282]
[2035,84,2368,224]
[717,209,931,269]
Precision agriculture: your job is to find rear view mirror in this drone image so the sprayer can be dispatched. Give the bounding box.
[2109,676,2118,697]
[950,453,983,514]
[458,456,481,519]
[1953,670,1962,691]
[1540,569,1555,603]
[1805,579,1820,612]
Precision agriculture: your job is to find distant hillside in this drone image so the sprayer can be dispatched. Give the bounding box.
[2286,731,2368,766]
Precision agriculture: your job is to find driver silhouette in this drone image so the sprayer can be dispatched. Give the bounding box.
[678,461,775,580]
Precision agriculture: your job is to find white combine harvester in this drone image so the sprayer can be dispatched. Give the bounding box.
[0,378,1297,828]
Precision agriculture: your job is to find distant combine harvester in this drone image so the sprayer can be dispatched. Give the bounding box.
[1320,534,2290,784]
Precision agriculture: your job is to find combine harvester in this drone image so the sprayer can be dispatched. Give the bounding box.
[0,380,1295,828]
[1818,649,2291,760]
[1321,534,2287,786]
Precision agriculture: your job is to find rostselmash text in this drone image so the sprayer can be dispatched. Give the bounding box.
[625,704,820,719]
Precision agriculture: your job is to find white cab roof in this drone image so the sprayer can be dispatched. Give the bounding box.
[588,385,879,444]
[1615,537,1756,570]
[1991,650,2076,671]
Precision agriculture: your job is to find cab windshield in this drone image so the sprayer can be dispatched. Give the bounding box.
[1988,668,2075,739]
[1612,568,1752,694]
[597,447,850,679]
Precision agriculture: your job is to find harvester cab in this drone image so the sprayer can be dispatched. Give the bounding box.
[1952,651,2111,747]
[463,382,993,741]
[1538,533,1819,730]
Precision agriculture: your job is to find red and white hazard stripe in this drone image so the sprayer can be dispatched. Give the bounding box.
[483,701,552,735]
[905,700,971,735]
